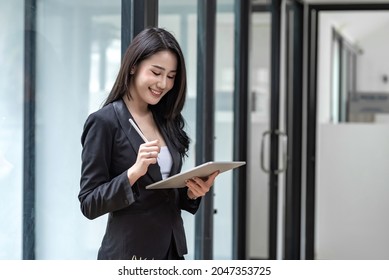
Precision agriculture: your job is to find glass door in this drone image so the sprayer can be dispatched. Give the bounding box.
[248,0,304,260]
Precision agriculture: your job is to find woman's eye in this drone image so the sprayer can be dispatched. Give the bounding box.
[168,76,175,80]
[151,71,161,76]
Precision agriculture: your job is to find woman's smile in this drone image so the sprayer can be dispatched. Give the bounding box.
[150,88,163,97]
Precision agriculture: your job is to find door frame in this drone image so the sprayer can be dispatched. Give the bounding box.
[283,0,304,260]
[305,2,389,260]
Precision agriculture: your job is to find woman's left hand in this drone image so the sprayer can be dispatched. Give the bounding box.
[185,170,220,200]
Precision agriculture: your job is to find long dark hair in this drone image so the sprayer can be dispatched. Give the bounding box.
[104,27,189,158]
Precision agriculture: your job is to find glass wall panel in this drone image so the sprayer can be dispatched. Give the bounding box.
[159,0,198,260]
[213,0,234,260]
[35,0,121,259]
[160,0,237,260]
[0,0,24,260]
[248,11,271,260]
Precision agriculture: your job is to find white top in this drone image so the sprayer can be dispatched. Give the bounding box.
[157,146,173,180]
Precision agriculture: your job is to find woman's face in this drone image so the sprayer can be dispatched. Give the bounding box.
[130,50,177,106]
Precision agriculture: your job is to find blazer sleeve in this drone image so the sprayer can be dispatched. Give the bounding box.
[78,112,136,220]
[178,187,201,214]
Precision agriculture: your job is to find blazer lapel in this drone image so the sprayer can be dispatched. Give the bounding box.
[112,99,162,183]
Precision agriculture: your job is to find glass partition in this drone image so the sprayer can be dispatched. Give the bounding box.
[159,0,198,260]
[159,0,237,259]
[213,0,235,259]
[35,0,121,259]
[0,0,24,260]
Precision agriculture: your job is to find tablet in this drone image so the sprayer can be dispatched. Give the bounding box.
[145,161,246,189]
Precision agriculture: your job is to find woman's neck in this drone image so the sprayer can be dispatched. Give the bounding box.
[123,94,164,144]
[123,94,150,117]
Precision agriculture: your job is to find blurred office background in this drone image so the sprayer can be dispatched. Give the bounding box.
[1,0,389,260]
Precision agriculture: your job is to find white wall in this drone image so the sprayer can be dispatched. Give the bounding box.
[358,20,389,92]
[316,124,389,259]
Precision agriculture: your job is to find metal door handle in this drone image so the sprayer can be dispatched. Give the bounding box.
[260,131,271,173]
[260,130,288,174]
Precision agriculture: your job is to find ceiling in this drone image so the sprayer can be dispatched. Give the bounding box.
[321,10,389,41]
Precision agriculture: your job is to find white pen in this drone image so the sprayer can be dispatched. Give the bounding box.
[129,118,149,143]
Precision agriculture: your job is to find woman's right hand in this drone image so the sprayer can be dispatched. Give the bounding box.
[127,140,160,185]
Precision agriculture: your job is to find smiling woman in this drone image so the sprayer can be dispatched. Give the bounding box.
[78,27,219,260]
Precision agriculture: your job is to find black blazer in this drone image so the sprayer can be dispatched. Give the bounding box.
[79,99,200,260]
